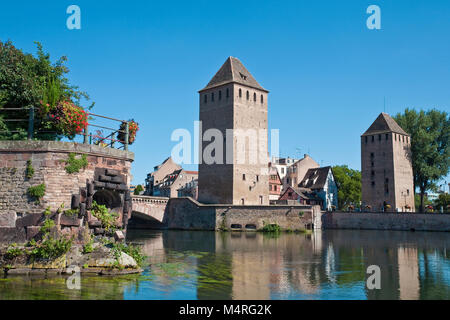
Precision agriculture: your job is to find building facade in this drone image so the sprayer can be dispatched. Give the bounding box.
[284,155,320,190]
[269,163,282,201]
[144,157,181,195]
[361,113,415,212]
[177,179,199,200]
[198,57,269,205]
[298,166,338,211]
[155,169,198,198]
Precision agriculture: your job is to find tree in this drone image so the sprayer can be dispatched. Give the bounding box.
[332,165,361,210]
[394,109,449,212]
[434,193,450,213]
[0,40,92,140]
[134,184,144,195]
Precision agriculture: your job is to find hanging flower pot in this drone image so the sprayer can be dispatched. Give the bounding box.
[117,119,139,145]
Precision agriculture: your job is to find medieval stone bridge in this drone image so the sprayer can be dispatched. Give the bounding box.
[129,195,169,228]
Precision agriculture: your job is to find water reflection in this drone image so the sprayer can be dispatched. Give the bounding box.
[0,230,449,300]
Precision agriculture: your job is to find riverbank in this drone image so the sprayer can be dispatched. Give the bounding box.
[0,239,144,276]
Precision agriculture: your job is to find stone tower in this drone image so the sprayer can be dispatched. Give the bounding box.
[198,57,269,205]
[361,113,415,212]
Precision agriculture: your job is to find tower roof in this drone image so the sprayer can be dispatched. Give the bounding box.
[199,57,268,92]
[362,112,409,136]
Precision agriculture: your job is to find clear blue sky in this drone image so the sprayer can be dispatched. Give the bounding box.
[1,0,449,188]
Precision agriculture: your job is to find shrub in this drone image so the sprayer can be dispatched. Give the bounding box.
[62,153,88,174]
[25,160,34,179]
[27,183,46,203]
[91,201,118,232]
[260,222,281,233]
[30,236,72,260]
[5,244,24,260]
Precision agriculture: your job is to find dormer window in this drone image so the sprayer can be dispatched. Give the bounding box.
[239,72,247,80]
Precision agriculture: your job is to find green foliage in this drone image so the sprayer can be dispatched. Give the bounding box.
[394,109,449,212]
[62,153,88,174]
[5,244,24,260]
[133,184,144,195]
[30,236,72,260]
[25,160,34,179]
[260,222,281,233]
[112,242,146,268]
[91,201,118,232]
[40,218,55,234]
[434,193,450,212]
[83,236,94,254]
[0,40,92,141]
[332,165,361,210]
[63,208,79,217]
[27,183,46,203]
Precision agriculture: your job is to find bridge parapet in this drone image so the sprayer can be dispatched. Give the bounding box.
[131,195,169,204]
[130,195,169,225]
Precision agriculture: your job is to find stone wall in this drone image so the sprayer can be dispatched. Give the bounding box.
[322,212,450,232]
[164,197,321,231]
[0,140,134,242]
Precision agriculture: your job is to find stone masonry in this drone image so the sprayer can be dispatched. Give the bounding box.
[0,140,134,242]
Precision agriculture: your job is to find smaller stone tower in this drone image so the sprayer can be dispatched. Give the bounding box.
[361,113,415,212]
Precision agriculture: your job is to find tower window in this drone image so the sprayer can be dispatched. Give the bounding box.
[402,135,405,143]
[372,136,374,142]
[239,89,242,98]
[246,91,249,100]
[371,161,374,167]
[253,92,256,101]
[371,181,375,187]
[204,94,207,103]
[219,90,222,100]
[386,134,389,140]
[371,170,375,176]
[395,134,397,141]
[370,152,374,158]
[256,175,259,182]
[365,136,368,143]
[378,134,381,141]
[226,88,229,98]
[242,174,246,181]
[261,94,264,103]
[211,92,214,102]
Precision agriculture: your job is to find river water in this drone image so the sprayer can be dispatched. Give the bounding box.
[0,229,449,300]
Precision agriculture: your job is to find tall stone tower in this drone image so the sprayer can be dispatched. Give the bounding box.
[198,57,269,205]
[361,113,415,212]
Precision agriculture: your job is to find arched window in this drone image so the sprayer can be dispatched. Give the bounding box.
[246,91,249,100]
[239,88,242,98]
[253,92,256,101]
[260,94,264,103]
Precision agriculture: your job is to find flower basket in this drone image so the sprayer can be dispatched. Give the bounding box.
[117,119,139,145]
[40,100,87,139]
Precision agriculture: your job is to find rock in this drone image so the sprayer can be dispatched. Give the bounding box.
[79,203,86,219]
[94,227,105,235]
[99,175,112,182]
[15,213,42,228]
[32,254,67,269]
[92,252,137,269]
[110,176,124,184]
[93,181,105,188]
[87,181,94,196]
[0,211,17,227]
[89,219,102,228]
[0,227,26,242]
[105,169,119,177]
[26,226,41,240]
[60,215,81,227]
[71,194,80,209]
[113,230,125,242]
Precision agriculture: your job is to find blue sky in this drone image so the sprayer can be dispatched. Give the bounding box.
[1,0,449,188]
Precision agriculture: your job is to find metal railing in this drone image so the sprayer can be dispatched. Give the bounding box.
[0,107,131,151]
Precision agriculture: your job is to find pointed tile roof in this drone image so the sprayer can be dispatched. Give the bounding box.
[200,57,268,92]
[362,113,409,136]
